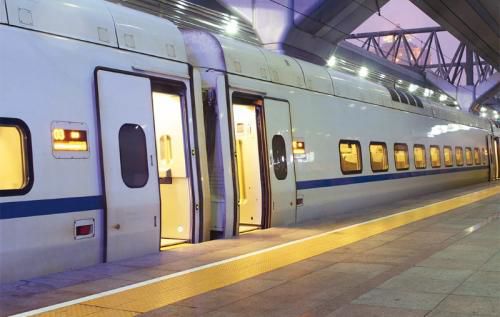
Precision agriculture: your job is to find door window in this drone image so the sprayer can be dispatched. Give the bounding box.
[119,124,149,188]
[272,135,288,180]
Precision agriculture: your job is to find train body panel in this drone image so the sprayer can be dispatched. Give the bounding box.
[0,17,204,281]
[0,2,497,283]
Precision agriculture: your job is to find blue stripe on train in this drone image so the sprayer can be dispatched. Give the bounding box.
[0,195,103,219]
[296,165,489,190]
[0,166,489,219]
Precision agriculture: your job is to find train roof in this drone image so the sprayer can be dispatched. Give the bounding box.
[182,30,492,131]
[0,0,491,131]
[2,0,187,62]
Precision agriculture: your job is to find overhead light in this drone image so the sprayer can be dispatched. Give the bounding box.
[480,112,487,118]
[326,56,336,67]
[397,79,403,84]
[455,106,460,110]
[439,94,448,101]
[358,66,369,77]
[453,101,458,105]
[493,110,498,114]
[408,84,418,92]
[225,19,239,35]
[494,113,499,119]
[380,74,386,78]
[480,106,487,112]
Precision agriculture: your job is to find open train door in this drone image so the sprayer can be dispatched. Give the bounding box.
[96,69,160,262]
[264,99,297,226]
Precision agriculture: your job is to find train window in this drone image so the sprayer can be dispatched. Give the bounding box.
[0,118,33,196]
[443,146,453,167]
[394,143,409,170]
[455,147,464,166]
[430,145,441,168]
[474,148,480,165]
[465,147,473,165]
[272,135,288,180]
[339,140,362,174]
[369,142,388,172]
[413,144,426,169]
[119,124,149,188]
[482,148,488,165]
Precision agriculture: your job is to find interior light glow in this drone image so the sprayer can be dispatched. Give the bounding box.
[455,106,460,110]
[326,56,336,67]
[494,113,499,119]
[52,128,88,152]
[480,106,487,112]
[225,19,239,35]
[480,112,487,118]
[358,66,369,77]
[380,74,386,78]
[53,141,88,151]
[439,94,448,101]
[70,131,81,139]
[453,101,458,105]
[53,128,65,141]
[408,84,418,92]
[493,110,498,115]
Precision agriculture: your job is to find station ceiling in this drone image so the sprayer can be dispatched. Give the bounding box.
[409,0,499,69]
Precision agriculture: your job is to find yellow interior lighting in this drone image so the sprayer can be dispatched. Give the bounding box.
[52,128,88,152]
[292,140,305,155]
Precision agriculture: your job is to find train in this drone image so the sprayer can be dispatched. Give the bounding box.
[1,0,499,283]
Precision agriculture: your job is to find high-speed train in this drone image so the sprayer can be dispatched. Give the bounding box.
[1,0,499,282]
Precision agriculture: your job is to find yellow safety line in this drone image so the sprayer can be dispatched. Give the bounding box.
[35,186,500,316]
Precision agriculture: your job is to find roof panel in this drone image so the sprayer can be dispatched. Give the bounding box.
[0,0,7,23]
[295,59,334,94]
[6,0,117,46]
[259,48,306,88]
[106,3,187,62]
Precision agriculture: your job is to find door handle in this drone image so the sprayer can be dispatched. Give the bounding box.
[113,224,121,230]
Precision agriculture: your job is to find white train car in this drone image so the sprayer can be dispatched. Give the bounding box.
[0,0,497,283]
[0,0,211,282]
[182,30,496,237]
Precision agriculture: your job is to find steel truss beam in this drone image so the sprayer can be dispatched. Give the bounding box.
[346,27,498,87]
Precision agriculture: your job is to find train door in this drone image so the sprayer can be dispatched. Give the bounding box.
[96,70,194,262]
[264,99,297,226]
[151,86,192,248]
[232,98,268,233]
[96,70,160,261]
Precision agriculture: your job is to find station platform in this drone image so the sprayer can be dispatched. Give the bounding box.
[2,183,500,317]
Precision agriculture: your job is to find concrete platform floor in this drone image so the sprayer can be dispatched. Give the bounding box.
[1,183,499,316]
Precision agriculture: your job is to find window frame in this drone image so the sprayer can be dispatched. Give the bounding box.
[465,147,473,166]
[430,145,442,168]
[413,144,427,169]
[338,139,363,175]
[443,146,454,167]
[271,134,288,180]
[0,117,34,197]
[118,123,149,189]
[369,141,389,173]
[473,147,481,165]
[455,146,464,166]
[393,143,410,171]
